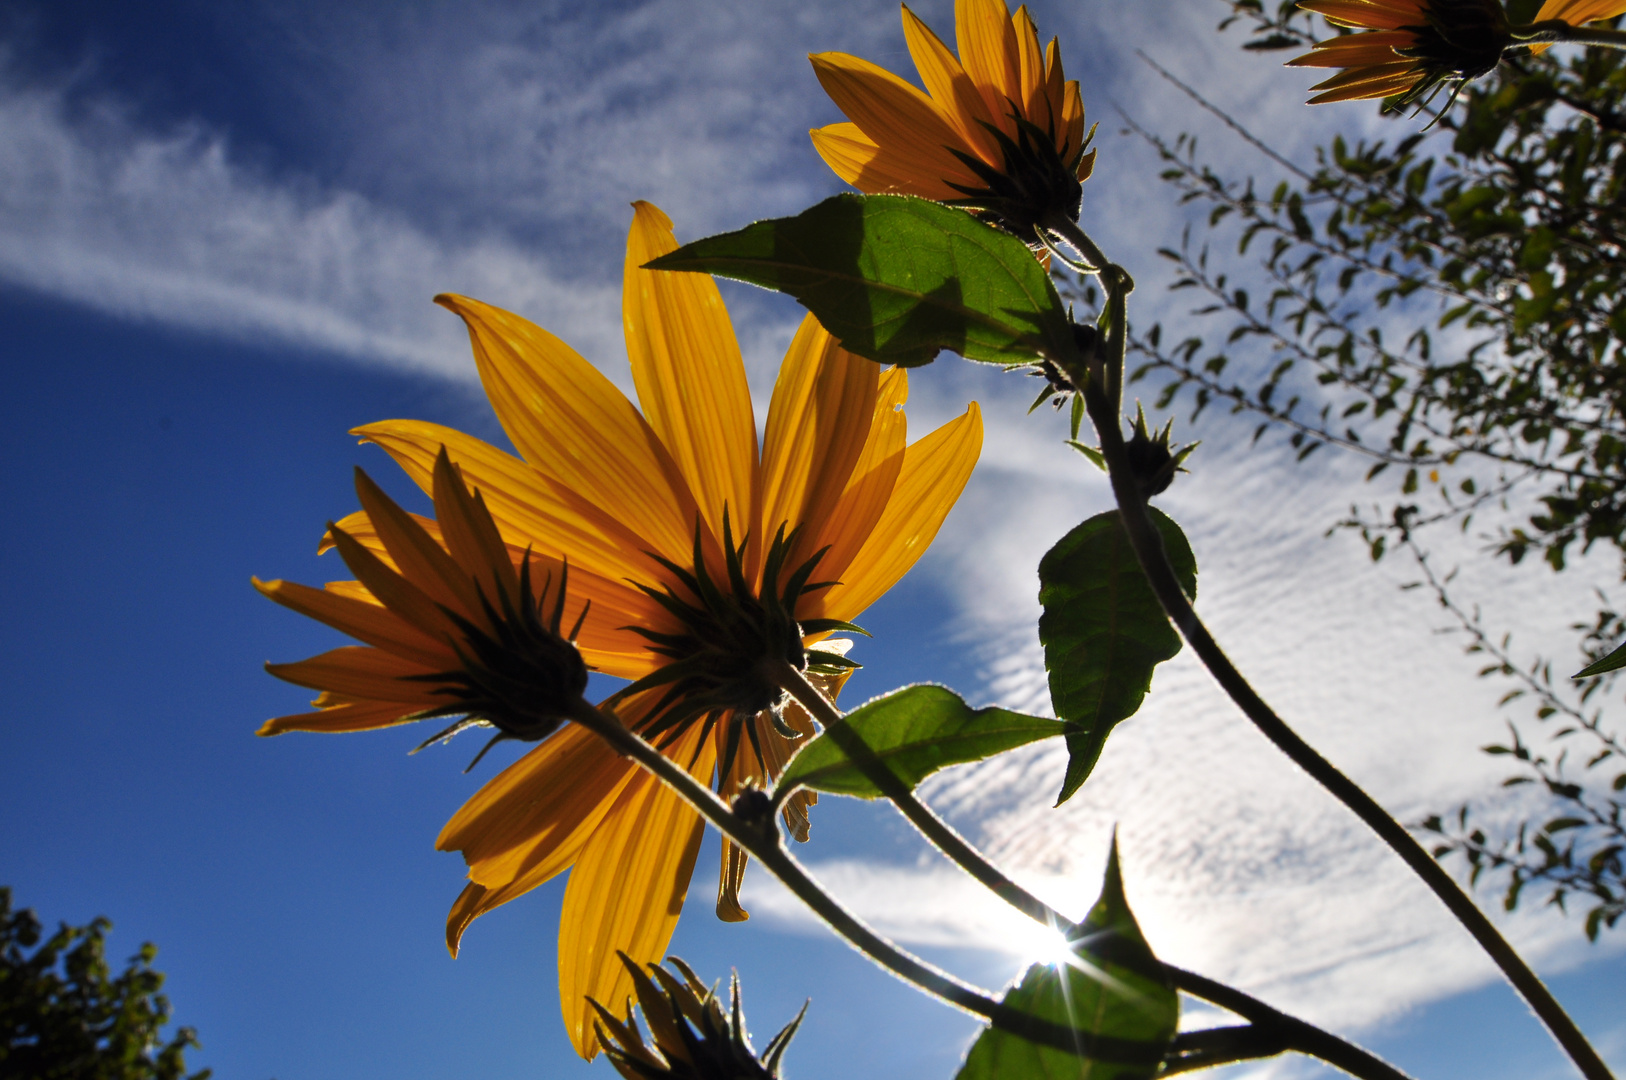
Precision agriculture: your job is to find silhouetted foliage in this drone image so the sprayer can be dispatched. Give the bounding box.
[1,888,209,1080]
[1120,0,1625,937]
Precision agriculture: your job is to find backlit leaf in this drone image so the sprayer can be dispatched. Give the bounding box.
[1574,640,1626,679]
[774,684,1063,800]
[1039,509,1196,805]
[955,840,1177,1080]
[645,194,1076,369]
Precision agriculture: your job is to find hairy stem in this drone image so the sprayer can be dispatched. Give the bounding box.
[1168,967,1415,1080]
[564,698,1156,1064]
[775,665,1421,1080]
[771,661,1070,932]
[1163,1026,1292,1076]
[1045,214,1615,1080]
[1513,21,1626,51]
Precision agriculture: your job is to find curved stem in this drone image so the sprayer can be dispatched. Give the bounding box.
[1169,967,1415,1080]
[771,661,1072,933]
[775,665,1421,1080]
[563,699,1157,1066]
[1164,1026,1291,1076]
[1512,21,1626,50]
[1045,215,1615,1080]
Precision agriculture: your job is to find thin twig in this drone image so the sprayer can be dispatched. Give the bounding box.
[775,663,1422,1080]
[564,698,1157,1064]
[772,662,1071,933]
[1046,213,1616,1080]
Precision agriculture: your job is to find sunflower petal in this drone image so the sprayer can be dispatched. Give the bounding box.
[760,314,879,573]
[326,522,464,643]
[437,722,638,891]
[802,367,909,592]
[1287,32,1416,67]
[1299,0,1419,29]
[430,448,522,612]
[434,294,700,567]
[1012,6,1049,130]
[819,401,983,620]
[809,52,982,191]
[955,0,1023,138]
[258,696,429,736]
[265,645,441,702]
[1535,0,1626,21]
[354,421,662,586]
[716,839,750,923]
[556,723,714,1058]
[323,503,673,681]
[624,202,758,558]
[808,123,971,201]
[351,469,484,620]
[1060,79,1085,162]
[902,4,1003,163]
[253,576,452,668]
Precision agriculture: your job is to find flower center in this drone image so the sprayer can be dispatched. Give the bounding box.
[943,106,1091,244]
[1396,0,1511,101]
[409,553,592,769]
[619,512,862,776]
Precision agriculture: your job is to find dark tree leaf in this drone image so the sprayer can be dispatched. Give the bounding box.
[1039,509,1196,805]
[645,194,1076,369]
[774,684,1063,800]
[0,887,210,1080]
[955,840,1178,1080]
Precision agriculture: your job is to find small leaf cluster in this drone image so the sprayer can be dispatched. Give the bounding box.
[1401,538,1624,939]
[1216,1,1321,53]
[1112,6,1626,945]
[1422,788,1624,940]
[1,888,209,1080]
[1129,18,1626,575]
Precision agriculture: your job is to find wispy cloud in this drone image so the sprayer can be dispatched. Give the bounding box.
[0,55,627,377]
[0,0,1372,381]
[6,0,1619,1053]
[747,403,1625,1036]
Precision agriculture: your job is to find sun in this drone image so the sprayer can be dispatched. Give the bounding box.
[1007,917,1077,969]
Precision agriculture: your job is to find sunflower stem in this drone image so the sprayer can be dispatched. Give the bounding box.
[1052,224,1615,1080]
[1166,967,1415,1080]
[772,661,1069,932]
[1510,20,1626,50]
[773,665,1418,1080]
[563,698,1155,1063]
[1044,214,1133,407]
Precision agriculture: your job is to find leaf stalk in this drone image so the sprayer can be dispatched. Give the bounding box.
[1043,214,1615,1080]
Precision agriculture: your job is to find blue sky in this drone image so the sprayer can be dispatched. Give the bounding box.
[1,2,1622,1079]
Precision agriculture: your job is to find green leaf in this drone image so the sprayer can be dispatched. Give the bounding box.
[645,193,1076,369]
[955,840,1177,1080]
[774,684,1064,800]
[1039,509,1196,805]
[1574,640,1626,679]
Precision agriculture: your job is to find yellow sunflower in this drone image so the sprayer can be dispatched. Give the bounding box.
[809,0,1095,240]
[1289,0,1511,104]
[1290,0,1626,104]
[256,200,982,1058]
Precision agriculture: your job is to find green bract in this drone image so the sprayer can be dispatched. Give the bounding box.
[956,842,1178,1080]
